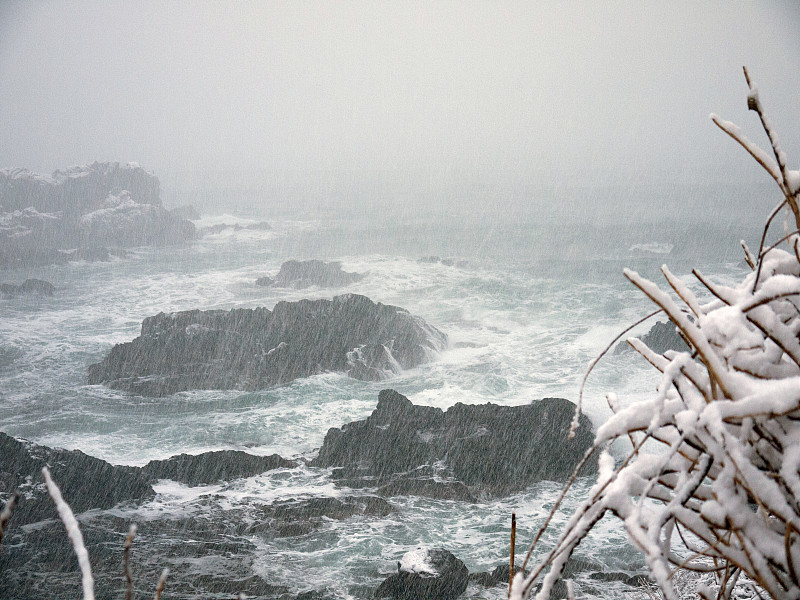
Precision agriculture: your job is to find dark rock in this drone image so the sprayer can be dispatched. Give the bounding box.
[141,450,296,485]
[0,278,55,297]
[470,565,527,588]
[615,320,689,355]
[375,548,468,600]
[313,389,596,497]
[0,162,195,268]
[246,495,393,538]
[377,478,477,502]
[267,260,364,289]
[88,294,446,395]
[0,432,154,526]
[255,275,275,287]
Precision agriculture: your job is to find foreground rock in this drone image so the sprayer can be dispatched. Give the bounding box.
[0,278,55,297]
[88,294,447,395]
[375,548,469,600]
[313,389,595,497]
[0,432,154,526]
[0,162,195,267]
[615,320,689,355]
[256,260,364,288]
[141,450,296,485]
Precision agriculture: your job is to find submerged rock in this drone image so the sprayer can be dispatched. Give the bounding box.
[615,320,689,355]
[0,278,55,297]
[257,259,364,289]
[313,389,596,496]
[88,294,446,396]
[0,432,154,526]
[0,162,195,268]
[375,547,469,600]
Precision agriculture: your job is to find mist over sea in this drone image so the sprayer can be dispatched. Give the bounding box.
[0,187,757,598]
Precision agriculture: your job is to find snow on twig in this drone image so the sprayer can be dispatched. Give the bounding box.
[42,466,95,600]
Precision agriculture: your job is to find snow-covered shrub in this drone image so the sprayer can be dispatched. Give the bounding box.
[514,68,800,600]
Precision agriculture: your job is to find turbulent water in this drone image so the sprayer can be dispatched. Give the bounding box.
[0,208,752,599]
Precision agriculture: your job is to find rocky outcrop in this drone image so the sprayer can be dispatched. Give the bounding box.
[313,389,596,497]
[0,432,154,526]
[141,451,296,485]
[256,260,364,288]
[615,320,689,355]
[0,162,195,267]
[375,548,469,600]
[0,278,55,297]
[247,495,394,538]
[88,294,447,396]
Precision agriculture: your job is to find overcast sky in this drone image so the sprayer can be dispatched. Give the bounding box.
[1,1,799,194]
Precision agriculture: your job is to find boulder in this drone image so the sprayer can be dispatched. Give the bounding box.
[374,548,469,600]
[313,389,596,496]
[259,260,364,289]
[0,278,55,297]
[615,320,689,355]
[141,450,296,485]
[0,162,195,268]
[88,294,447,396]
[0,432,154,526]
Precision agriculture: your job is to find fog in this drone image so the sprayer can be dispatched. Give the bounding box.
[1,1,799,219]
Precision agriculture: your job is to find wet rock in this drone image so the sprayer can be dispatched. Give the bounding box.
[313,389,596,497]
[0,278,55,297]
[259,259,364,289]
[88,294,447,395]
[246,495,394,538]
[376,478,477,503]
[0,162,195,268]
[615,320,689,355]
[374,548,469,600]
[470,565,527,588]
[141,450,296,485]
[0,432,155,526]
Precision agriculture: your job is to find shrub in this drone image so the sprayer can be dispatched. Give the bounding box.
[514,68,800,600]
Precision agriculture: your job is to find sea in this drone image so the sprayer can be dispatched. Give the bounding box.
[0,187,761,599]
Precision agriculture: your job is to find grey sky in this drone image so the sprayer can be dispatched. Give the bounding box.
[1,1,798,194]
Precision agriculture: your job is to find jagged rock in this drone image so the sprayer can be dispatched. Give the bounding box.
[375,548,469,600]
[0,432,154,526]
[0,278,55,297]
[0,162,195,267]
[615,320,689,355]
[141,451,296,485]
[245,495,394,538]
[313,389,596,496]
[88,294,446,396]
[376,478,477,503]
[259,260,364,289]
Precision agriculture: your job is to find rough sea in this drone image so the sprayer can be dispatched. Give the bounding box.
[0,202,755,599]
